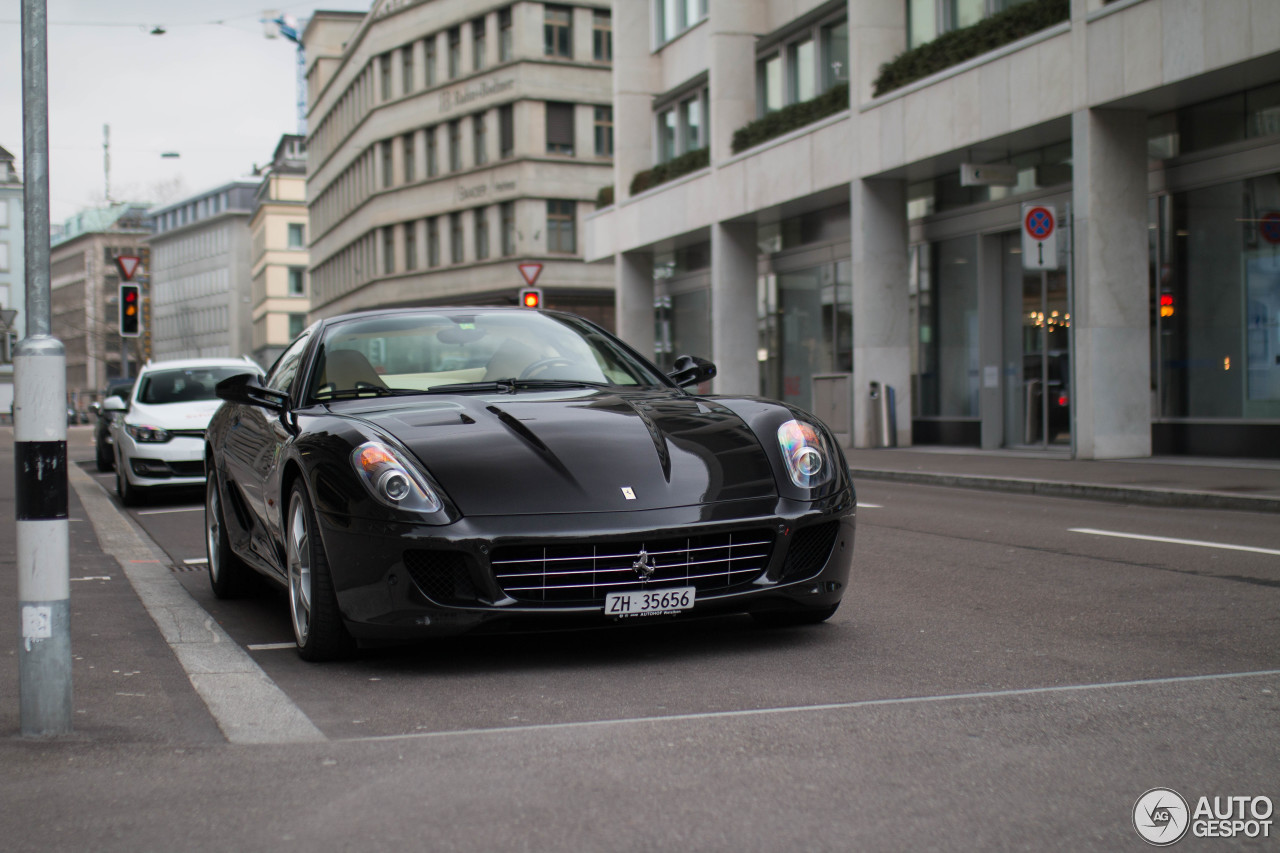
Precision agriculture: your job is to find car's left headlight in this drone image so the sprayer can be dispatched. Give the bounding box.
[351,440,443,514]
[777,419,834,488]
[125,423,172,443]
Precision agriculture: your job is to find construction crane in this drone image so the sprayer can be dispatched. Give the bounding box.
[263,11,308,135]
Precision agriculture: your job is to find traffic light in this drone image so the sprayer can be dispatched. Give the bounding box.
[1159,293,1174,318]
[119,282,141,337]
[519,287,543,309]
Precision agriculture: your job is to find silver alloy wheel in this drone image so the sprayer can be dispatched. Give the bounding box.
[286,492,313,646]
[205,477,222,583]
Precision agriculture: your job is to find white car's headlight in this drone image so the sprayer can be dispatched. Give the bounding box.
[351,440,443,514]
[777,419,834,489]
[125,423,172,443]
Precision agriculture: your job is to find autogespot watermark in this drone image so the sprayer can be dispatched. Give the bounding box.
[1133,788,1274,846]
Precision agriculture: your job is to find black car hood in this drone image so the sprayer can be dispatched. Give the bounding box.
[348,388,779,516]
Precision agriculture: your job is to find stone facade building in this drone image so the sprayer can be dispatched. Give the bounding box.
[250,134,311,367]
[587,0,1280,458]
[302,1,616,327]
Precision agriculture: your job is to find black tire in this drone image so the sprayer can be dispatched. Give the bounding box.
[751,604,839,628]
[285,481,355,662]
[96,437,114,472]
[206,474,252,599]
[115,451,144,506]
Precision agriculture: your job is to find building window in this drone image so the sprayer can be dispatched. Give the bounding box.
[546,102,575,155]
[473,17,487,70]
[379,53,392,100]
[448,27,462,78]
[427,126,439,177]
[655,85,708,163]
[501,202,515,256]
[473,112,488,165]
[288,266,306,295]
[499,105,515,158]
[383,226,396,274]
[382,140,394,187]
[547,200,576,253]
[402,45,415,94]
[287,222,305,248]
[594,106,613,156]
[450,212,464,263]
[427,216,440,267]
[544,5,572,58]
[425,36,437,87]
[499,8,513,61]
[658,0,708,45]
[288,313,307,338]
[593,10,612,61]
[474,208,490,260]
[0,241,9,272]
[449,120,462,171]
[403,132,416,183]
[908,0,1030,50]
[404,222,418,270]
[756,12,847,117]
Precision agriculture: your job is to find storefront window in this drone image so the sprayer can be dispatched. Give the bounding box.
[1156,176,1280,420]
[918,236,979,417]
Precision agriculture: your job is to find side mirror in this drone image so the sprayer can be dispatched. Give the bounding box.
[216,371,287,412]
[89,401,101,416]
[101,395,126,413]
[668,355,717,388]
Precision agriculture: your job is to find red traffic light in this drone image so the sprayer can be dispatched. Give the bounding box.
[519,287,543,309]
[119,283,142,337]
[1160,293,1174,318]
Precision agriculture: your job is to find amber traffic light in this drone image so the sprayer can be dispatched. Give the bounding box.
[120,283,141,337]
[519,287,543,309]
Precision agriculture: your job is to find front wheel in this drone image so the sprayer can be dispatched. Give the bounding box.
[115,451,144,506]
[206,474,252,599]
[285,481,355,662]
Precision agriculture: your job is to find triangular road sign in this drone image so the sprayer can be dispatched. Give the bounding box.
[518,263,543,286]
[115,255,142,281]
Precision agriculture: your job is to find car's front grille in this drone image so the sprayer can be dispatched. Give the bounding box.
[169,429,206,439]
[169,460,206,477]
[491,529,775,606]
[779,521,840,582]
[404,550,480,605]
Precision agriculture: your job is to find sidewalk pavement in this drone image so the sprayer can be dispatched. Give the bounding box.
[845,445,1280,513]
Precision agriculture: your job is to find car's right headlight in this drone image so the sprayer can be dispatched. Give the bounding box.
[777,419,834,489]
[351,440,443,514]
[125,423,172,443]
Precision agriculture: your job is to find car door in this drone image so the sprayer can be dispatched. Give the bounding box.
[223,334,311,566]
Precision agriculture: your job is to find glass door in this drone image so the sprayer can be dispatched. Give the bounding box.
[1002,232,1071,447]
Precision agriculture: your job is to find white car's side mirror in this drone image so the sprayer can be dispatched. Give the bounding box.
[102,395,127,413]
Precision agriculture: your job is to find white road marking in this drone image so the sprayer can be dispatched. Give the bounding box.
[183,557,208,565]
[352,668,1280,743]
[247,643,297,651]
[136,506,203,515]
[71,576,112,582]
[1070,527,1280,557]
[856,502,882,509]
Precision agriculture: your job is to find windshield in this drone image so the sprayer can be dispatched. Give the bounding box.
[137,367,253,405]
[309,310,669,401]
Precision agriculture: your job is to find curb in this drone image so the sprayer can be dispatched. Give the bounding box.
[849,468,1280,514]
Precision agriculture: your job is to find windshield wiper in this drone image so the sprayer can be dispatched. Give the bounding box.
[315,387,424,401]
[421,379,608,394]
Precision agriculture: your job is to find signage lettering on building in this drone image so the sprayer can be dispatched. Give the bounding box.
[439,78,515,112]
[455,179,518,204]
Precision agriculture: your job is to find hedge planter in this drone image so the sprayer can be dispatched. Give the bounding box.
[731,83,849,155]
[629,147,710,196]
[873,0,1069,97]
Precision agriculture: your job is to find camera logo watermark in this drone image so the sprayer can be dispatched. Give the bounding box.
[1134,789,1274,845]
[1134,788,1190,846]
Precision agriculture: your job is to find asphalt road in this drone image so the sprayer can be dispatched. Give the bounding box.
[3,427,1278,852]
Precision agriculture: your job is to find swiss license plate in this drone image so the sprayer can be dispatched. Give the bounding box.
[605,586,696,618]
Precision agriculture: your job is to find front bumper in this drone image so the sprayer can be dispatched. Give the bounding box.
[315,491,856,640]
[118,434,206,487]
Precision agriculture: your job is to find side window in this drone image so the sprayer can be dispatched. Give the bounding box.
[266,333,311,396]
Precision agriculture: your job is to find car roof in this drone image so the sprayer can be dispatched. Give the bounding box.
[137,357,260,375]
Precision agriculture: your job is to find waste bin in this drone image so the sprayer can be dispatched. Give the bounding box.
[869,381,897,448]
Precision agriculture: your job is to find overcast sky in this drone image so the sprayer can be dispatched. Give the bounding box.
[1,0,371,223]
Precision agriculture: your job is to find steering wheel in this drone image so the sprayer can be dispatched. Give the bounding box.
[519,357,575,380]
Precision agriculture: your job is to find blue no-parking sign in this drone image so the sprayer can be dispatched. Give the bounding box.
[1022,203,1058,270]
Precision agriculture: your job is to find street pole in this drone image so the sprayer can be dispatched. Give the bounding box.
[16,0,72,737]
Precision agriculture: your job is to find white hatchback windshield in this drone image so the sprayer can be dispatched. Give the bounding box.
[137,367,252,405]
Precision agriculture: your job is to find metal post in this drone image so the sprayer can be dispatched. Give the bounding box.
[17,0,72,737]
[1040,269,1049,449]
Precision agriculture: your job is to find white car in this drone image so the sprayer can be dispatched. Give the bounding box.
[103,357,261,504]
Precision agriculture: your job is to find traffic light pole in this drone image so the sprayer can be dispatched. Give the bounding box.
[16,0,73,737]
